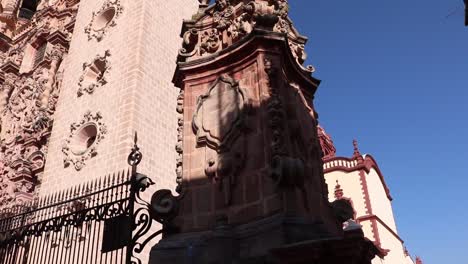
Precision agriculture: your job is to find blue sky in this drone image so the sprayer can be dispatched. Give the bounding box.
[289,1,468,263]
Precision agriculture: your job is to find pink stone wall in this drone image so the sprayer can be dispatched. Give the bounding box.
[40,0,198,194]
[38,0,198,259]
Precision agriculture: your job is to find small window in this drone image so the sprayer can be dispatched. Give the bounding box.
[18,0,39,20]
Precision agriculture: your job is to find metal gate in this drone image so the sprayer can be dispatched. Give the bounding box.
[0,135,158,264]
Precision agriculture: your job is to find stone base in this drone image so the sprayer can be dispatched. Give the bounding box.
[149,214,371,264]
[270,230,382,264]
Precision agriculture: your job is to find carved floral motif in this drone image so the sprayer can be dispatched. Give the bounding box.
[0,176,16,206]
[0,0,77,209]
[62,111,107,171]
[84,0,124,42]
[264,57,309,209]
[178,0,314,72]
[175,90,184,193]
[77,50,111,97]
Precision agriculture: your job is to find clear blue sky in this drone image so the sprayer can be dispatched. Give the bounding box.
[288,1,468,263]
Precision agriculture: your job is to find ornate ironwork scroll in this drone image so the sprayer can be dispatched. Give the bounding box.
[0,132,158,264]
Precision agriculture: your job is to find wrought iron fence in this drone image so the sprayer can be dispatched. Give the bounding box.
[0,134,158,264]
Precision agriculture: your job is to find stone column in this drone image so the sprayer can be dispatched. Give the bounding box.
[149,1,381,263]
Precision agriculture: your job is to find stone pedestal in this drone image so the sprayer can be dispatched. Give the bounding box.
[270,231,381,264]
[149,1,381,263]
[150,214,340,263]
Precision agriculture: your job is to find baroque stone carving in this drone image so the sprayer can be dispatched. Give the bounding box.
[264,57,309,209]
[175,89,184,193]
[178,0,314,72]
[193,75,247,151]
[192,75,249,205]
[84,0,124,42]
[0,176,16,206]
[62,111,107,171]
[0,0,77,208]
[77,50,111,97]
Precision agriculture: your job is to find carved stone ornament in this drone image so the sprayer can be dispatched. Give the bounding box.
[264,57,309,210]
[0,176,17,207]
[178,0,315,72]
[192,75,247,152]
[62,111,107,171]
[175,89,184,193]
[192,75,249,205]
[84,0,124,41]
[77,50,111,97]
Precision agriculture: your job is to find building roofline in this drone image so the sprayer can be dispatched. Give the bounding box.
[323,154,393,201]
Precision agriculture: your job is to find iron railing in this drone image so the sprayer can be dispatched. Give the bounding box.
[0,134,158,264]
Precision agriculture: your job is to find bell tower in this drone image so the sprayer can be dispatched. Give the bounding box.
[36,0,199,194]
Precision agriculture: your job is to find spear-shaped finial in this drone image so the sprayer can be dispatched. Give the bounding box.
[334,180,344,200]
[416,256,423,264]
[127,132,142,166]
[352,139,364,163]
[464,0,467,26]
[352,139,361,157]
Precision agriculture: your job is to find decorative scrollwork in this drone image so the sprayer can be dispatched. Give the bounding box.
[84,0,124,42]
[127,132,142,166]
[62,111,107,170]
[77,50,111,97]
[177,0,315,72]
[149,189,179,225]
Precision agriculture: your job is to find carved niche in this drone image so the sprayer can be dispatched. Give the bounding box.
[77,50,111,97]
[84,0,124,41]
[192,75,249,205]
[62,111,107,171]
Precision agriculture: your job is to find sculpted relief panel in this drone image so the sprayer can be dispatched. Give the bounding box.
[0,0,79,207]
[193,76,246,151]
[192,75,249,205]
[0,49,66,206]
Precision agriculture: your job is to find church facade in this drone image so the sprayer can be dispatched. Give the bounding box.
[319,126,422,264]
[0,0,197,206]
[0,0,419,263]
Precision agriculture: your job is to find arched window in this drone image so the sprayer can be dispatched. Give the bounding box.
[18,0,40,20]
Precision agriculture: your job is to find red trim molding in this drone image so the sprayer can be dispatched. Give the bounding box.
[357,169,382,249]
[324,155,393,200]
[357,214,404,244]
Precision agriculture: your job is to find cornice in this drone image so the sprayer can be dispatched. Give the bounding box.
[173,29,320,93]
[357,214,404,244]
[323,155,393,201]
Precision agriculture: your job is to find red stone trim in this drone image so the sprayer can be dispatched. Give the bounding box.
[357,170,372,216]
[357,214,404,244]
[357,170,379,245]
[324,155,393,200]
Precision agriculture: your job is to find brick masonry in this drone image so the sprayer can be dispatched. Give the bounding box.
[40,0,198,194]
